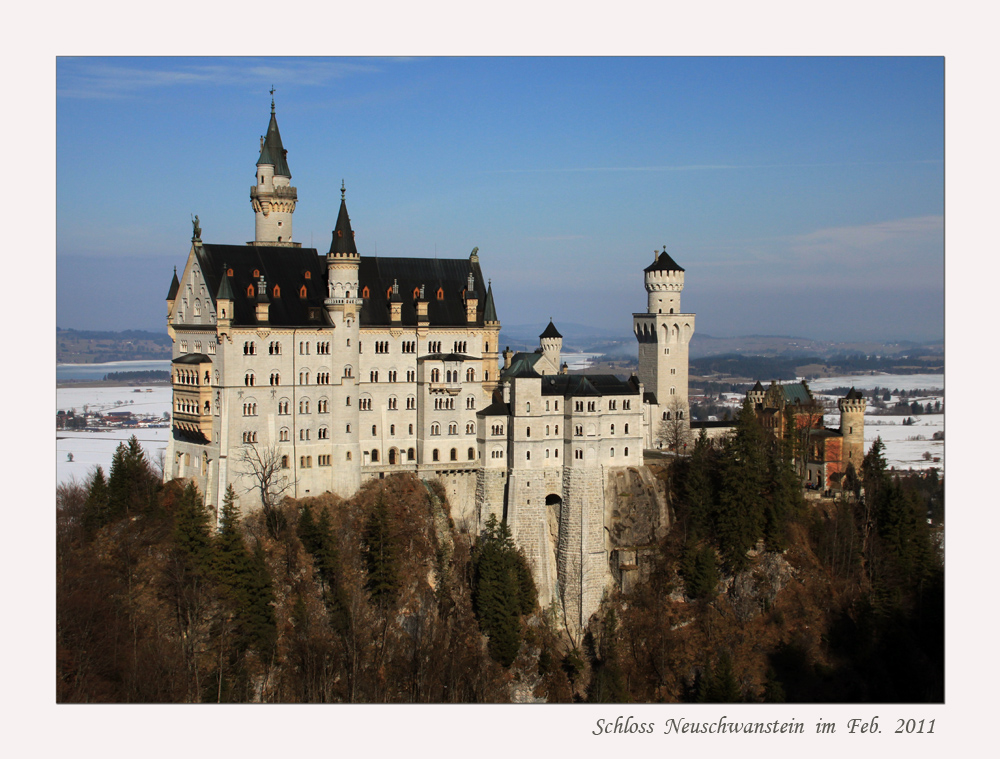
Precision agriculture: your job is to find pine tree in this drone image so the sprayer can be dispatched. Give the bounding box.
[716,398,767,571]
[173,482,212,571]
[472,514,537,667]
[363,493,400,607]
[82,465,110,538]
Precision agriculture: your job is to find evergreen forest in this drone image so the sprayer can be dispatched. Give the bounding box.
[57,422,943,703]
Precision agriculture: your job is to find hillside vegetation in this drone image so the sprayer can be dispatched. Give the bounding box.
[57,426,943,702]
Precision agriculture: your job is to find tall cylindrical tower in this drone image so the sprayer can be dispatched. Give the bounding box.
[250,98,297,246]
[838,388,867,468]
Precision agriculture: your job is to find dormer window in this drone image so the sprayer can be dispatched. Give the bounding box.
[304,271,311,279]
[247,284,255,297]
[273,285,281,297]
[299,285,307,298]
[412,287,420,299]
[253,269,260,278]
[227,268,233,277]
[386,287,392,300]
[436,287,444,300]
[362,286,370,299]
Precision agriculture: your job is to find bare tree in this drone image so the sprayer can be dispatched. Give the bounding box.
[655,397,692,454]
[237,442,294,537]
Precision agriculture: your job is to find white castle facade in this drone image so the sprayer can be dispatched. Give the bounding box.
[165,101,694,629]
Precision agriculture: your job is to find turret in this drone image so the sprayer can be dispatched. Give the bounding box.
[166,266,180,321]
[644,246,685,314]
[324,182,361,319]
[465,271,479,324]
[215,264,234,331]
[254,275,270,323]
[539,320,562,375]
[838,388,867,467]
[250,96,298,246]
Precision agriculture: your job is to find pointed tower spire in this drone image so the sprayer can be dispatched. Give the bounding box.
[250,96,298,246]
[329,186,358,257]
[483,280,498,324]
[167,266,180,300]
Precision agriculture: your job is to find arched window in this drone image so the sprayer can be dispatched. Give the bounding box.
[610,424,615,435]
[468,447,475,460]
[299,285,307,298]
[450,448,457,461]
[610,447,615,457]
[304,271,311,280]
[362,286,370,298]
[433,449,440,462]
[466,367,475,381]
[624,423,629,434]
[408,448,415,461]
[371,449,379,462]
[273,284,281,297]
[526,451,531,461]
[624,447,629,456]
[247,284,255,297]
[436,287,444,300]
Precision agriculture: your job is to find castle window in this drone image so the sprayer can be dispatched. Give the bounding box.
[610,424,615,435]
[575,449,583,460]
[371,449,380,463]
[346,452,352,461]
[545,449,550,458]
[247,284,255,297]
[281,455,288,469]
[468,448,475,461]
[304,271,311,280]
[227,268,234,277]
[526,427,531,438]
[450,448,458,461]
[408,396,416,410]
[253,269,260,278]
[525,451,530,461]
[467,422,476,434]
[408,370,415,382]
[624,447,629,456]
[346,424,351,433]
[319,399,329,413]
[610,448,615,457]
[245,372,255,386]
[390,424,395,436]
[299,285,307,298]
[273,285,281,297]
[624,423,629,434]
[466,368,475,381]
[449,422,458,435]
[372,425,377,436]
[408,448,415,461]
[409,424,414,435]
[526,402,531,413]
[280,428,289,442]
[319,427,329,440]
[362,286,370,299]
[436,287,444,300]
[555,449,559,458]
[431,423,440,436]
[433,449,439,462]
[555,425,559,435]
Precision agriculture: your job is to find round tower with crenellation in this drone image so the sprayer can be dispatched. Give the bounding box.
[250,96,298,246]
[838,388,867,469]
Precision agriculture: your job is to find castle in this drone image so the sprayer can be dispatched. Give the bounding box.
[164,99,696,629]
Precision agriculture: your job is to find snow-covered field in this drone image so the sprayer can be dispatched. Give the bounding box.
[561,352,601,371]
[809,373,944,473]
[57,386,172,485]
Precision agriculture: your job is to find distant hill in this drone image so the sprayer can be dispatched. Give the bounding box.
[57,328,172,364]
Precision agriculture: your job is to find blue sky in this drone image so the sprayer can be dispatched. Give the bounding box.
[56,57,943,341]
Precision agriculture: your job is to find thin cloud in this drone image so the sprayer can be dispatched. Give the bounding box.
[57,58,383,99]
[487,160,941,175]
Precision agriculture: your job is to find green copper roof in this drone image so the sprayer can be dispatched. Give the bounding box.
[257,103,291,177]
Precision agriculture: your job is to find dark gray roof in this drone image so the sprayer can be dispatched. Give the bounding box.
[844,387,864,400]
[328,196,358,256]
[358,256,490,327]
[483,282,498,323]
[478,399,511,417]
[215,268,234,300]
[503,354,543,379]
[195,244,327,326]
[540,320,562,339]
[257,103,290,177]
[172,353,212,364]
[167,267,180,300]
[751,380,764,392]
[538,373,640,398]
[418,353,477,362]
[644,249,684,273]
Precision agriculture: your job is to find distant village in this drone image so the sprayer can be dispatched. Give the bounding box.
[56,390,170,431]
